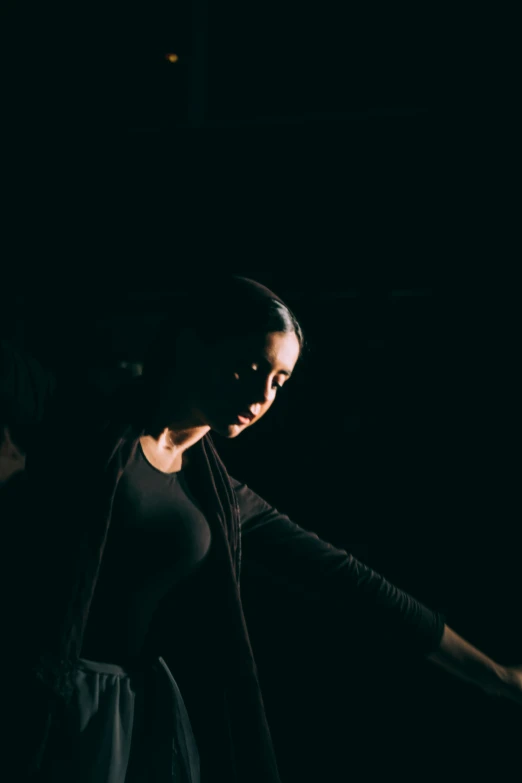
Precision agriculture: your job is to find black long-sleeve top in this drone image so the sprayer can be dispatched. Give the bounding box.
[79,436,443,669]
[1,337,445,782]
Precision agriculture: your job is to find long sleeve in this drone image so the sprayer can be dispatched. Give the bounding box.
[231,476,445,658]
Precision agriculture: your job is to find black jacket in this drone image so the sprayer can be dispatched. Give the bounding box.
[1,342,444,781]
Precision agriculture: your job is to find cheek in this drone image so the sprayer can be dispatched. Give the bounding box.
[258,398,275,417]
[203,374,236,410]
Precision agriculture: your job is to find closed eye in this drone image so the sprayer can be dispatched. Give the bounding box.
[233,361,286,392]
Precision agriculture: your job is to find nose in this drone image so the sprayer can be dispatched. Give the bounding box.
[255,376,273,404]
[245,374,272,405]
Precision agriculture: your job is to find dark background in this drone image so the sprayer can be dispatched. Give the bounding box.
[5,280,521,780]
[2,0,429,127]
[0,0,515,775]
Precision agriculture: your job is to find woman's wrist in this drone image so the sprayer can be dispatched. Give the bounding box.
[496,666,522,704]
[481,663,512,698]
[427,625,515,698]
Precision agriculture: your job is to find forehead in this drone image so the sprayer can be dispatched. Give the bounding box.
[218,330,300,372]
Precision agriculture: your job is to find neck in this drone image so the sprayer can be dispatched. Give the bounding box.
[140,424,210,472]
[160,424,210,452]
[139,381,211,461]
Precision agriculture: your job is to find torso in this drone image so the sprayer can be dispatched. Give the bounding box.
[80,436,211,664]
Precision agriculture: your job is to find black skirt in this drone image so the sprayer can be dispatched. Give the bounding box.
[39,655,200,783]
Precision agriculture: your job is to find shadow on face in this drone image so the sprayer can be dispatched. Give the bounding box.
[182,329,301,438]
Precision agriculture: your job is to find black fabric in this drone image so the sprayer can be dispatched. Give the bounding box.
[8,369,277,781]
[38,654,200,783]
[1,338,445,783]
[80,443,212,666]
[234,477,444,656]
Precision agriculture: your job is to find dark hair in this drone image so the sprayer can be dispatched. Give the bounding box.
[191,276,304,348]
[142,275,305,386]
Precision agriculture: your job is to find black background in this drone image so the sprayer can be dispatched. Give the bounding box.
[1,0,517,774]
[2,0,428,127]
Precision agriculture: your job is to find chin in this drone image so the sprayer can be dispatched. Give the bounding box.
[211,422,245,438]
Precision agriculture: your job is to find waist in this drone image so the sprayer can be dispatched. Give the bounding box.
[75,648,161,677]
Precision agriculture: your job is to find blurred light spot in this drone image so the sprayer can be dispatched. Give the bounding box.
[165,53,179,63]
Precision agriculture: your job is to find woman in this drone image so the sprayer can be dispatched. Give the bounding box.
[2,275,522,783]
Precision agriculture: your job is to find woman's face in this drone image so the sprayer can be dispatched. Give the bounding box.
[185,330,301,437]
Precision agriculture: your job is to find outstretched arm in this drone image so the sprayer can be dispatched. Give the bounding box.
[427,624,522,704]
[233,476,522,706]
[234,476,444,655]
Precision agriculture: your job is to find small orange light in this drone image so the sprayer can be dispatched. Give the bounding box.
[165,53,179,63]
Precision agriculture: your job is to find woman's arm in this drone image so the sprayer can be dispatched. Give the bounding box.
[427,624,522,704]
[232,476,522,706]
[232,476,445,656]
